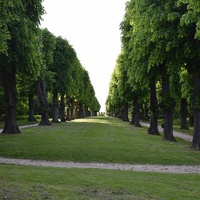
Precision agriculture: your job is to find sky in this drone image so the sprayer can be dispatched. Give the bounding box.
[40,0,127,112]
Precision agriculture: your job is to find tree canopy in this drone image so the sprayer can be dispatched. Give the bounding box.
[107,0,200,147]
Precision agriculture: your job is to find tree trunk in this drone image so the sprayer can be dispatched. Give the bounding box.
[191,74,200,149]
[130,102,134,124]
[84,106,89,117]
[133,96,141,127]
[65,96,71,121]
[70,98,75,120]
[148,76,159,135]
[28,93,37,121]
[66,108,71,121]
[180,98,189,129]
[188,112,194,126]
[37,80,51,125]
[192,109,200,149]
[1,67,20,133]
[122,102,129,122]
[163,110,176,141]
[60,94,66,122]
[141,102,149,120]
[160,65,176,141]
[52,91,59,123]
[78,103,84,118]
[74,100,79,119]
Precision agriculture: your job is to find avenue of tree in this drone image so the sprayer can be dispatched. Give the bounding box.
[106,0,200,149]
[0,0,100,133]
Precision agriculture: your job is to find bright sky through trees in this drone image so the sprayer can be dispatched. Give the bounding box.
[40,0,127,112]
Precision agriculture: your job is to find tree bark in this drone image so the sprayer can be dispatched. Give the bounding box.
[191,74,200,149]
[141,102,149,120]
[28,93,37,121]
[148,76,159,135]
[130,101,134,124]
[70,98,75,120]
[180,98,189,129]
[133,96,141,127]
[160,65,176,141]
[1,67,20,133]
[66,96,71,121]
[37,80,51,125]
[78,103,84,118]
[74,100,79,119]
[122,102,129,122]
[60,94,66,122]
[51,91,59,123]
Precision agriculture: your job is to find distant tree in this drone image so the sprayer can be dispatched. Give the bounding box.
[50,36,74,122]
[115,52,132,122]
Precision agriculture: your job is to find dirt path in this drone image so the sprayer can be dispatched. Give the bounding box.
[0,157,200,174]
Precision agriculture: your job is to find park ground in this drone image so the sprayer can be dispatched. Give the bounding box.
[0,116,200,199]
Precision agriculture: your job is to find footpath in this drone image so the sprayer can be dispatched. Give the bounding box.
[0,122,199,174]
[140,122,193,142]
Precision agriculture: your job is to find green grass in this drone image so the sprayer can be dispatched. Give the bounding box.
[0,164,200,200]
[173,124,194,135]
[0,116,199,165]
[0,120,38,129]
[0,116,200,199]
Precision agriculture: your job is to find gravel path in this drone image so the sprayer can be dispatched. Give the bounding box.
[0,157,200,174]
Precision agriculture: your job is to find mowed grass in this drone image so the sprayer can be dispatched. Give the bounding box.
[0,116,199,165]
[0,116,200,200]
[0,165,200,200]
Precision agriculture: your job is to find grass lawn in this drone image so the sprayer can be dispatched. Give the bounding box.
[0,164,200,200]
[0,120,38,129]
[0,116,199,165]
[0,116,200,199]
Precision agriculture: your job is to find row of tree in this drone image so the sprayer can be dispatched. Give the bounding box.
[106,0,200,149]
[0,1,100,133]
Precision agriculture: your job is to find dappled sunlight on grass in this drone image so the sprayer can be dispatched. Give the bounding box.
[73,116,117,124]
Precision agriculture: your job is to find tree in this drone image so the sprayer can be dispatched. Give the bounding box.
[37,28,56,125]
[0,0,12,54]
[49,36,74,122]
[0,0,44,133]
[178,0,200,39]
[120,0,158,131]
[177,0,200,149]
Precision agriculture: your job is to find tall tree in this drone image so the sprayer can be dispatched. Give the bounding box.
[37,28,56,125]
[50,36,74,122]
[120,0,159,132]
[178,0,200,149]
[0,0,44,133]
